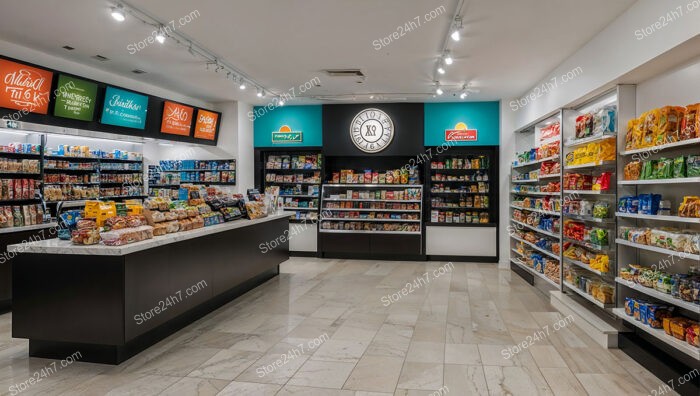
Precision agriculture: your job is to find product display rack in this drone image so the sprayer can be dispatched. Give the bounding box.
[614,86,700,368]
[259,151,322,223]
[558,89,623,312]
[148,160,236,199]
[509,111,563,288]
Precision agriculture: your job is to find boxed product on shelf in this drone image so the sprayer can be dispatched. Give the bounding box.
[431,171,488,182]
[0,158,40,174]
[430,155,488,169]
[43,159,97,170]
[332,167,420,185]
[0,143,41,154]
[266,154,321,170]
[321,220,420,232]
[158,160,236,171]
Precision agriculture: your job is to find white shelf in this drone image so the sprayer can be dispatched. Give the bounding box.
[564,134,616,148]
[564,238,611,253]
[564,257,610,277]
[563,213,615,224]
[283,207,318,211]
[321,218,420,223]
[0,222,58,234]
[319,229,420,235]
[616,238,700,261]
[511,179,539,184]
[510,234,560,260]
[539,173,561,180]
[279,195,319,198]
[510,204,560,216]
[564,161,616,170]
[616,212,700,224]
[510,190,560,196]
[615,277,700,314]
[621,137,700,156]
[563,190,615,196]
[563,281,614,309]
[322,198,422,203]
[511,219,560,239]
[618,177,700,185]
[612,308,700,360]
[511,155,560,169]
[324,208,421,213]
[509,257,559,288]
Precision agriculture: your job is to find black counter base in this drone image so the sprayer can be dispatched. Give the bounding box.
[510,262,535,286]
[28,268,278,365]
[429,255,498,263]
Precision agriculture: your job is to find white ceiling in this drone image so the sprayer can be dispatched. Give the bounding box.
[0,0,637,105]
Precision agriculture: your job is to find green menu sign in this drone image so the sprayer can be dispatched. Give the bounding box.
[272,131,303,144]
[53,75,97,121]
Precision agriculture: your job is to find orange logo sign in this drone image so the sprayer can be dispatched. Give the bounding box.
[0,59,53,114]
[193,109,219,140]
[161,101,194,136]
[445,122,477,141]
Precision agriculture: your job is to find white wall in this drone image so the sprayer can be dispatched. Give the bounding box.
[236,102,255,193]
[636,54,700,112]
[512,0,700,130]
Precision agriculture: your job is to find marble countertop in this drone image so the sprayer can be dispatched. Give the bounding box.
[7,212,293,256]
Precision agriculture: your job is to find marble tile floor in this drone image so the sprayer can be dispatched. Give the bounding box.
[0,258,675,395]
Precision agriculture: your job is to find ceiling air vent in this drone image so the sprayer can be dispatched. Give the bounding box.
[132,69,146,74]
[62,45,75,50]
[323,69,365,78]
[92,55,110,62]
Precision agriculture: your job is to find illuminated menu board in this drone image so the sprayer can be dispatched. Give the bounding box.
[53,75,98,121]
[160,101,194,136]
[0,59,53,114]
[193,109,219,140]
[100,86,148,129]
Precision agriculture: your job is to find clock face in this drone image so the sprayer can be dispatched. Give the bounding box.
[350,108,394,153]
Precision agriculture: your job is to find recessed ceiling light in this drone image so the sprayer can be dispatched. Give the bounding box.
[256,88,263,98]
[444,52,453,65]
[437,67,445,75]
[460,92,467,99]
[239,80,246,90]
[451,30,460,42]
[369,95,375,99]
[155,29,166,44]
[278,98,285,106]
[111,6,126,22]
[436,87,443,95]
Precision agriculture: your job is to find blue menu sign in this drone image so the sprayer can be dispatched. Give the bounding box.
[100,86,148,129]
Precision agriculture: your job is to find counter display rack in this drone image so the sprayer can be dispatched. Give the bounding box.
[148,160,236,199]
[510,112,563,287]
[262,152,322,222]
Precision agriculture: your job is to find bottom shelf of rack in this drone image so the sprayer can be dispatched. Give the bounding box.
[509,257,559,288]
[563,281,614,309]
[613,308,700,360]
[319,230,422,256]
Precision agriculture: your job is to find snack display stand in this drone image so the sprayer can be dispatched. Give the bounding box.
[509,111,563,289]
[148,159,236,199]
[425,146,498,261]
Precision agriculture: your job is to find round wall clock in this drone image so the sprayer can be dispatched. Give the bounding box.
[350,108,394,153]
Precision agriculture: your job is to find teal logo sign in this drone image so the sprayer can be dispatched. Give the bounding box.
[100,86,148,129]
[272,126,302,143]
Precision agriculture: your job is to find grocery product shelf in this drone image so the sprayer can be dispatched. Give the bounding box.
[620,137,700,156]
[539,173,561,179]
[615,238,700,261]
[319,229,421,235]
[618,177,700,185]
[429,191,488,195]
[323,184,419,188]
[510,204,560,216]
[563,213,615,224]
[563,281,614,309]
[0,172,41,178]
[279,195,319,198]
[265,168,321,172]
[324,208,421,213]
[564,237,611,253]
[44,155,99,162]
[432,206,489,210]
[511,219,560,239]
[320,217,420,223]
[282,207,317,211]
[510,234,560,260]
[0,152,41,159]
[511,155,560,169]
[511,179,539,184]
[615,212,700,224]
[615,277,700,314]
[322,198,422,203]
[563,133,616,148]
[612,308,700,360]
[0,222,57,234]
[510,257,559,288]
[426,222,496,227]
[564,161,616,170]
[564,257,610,277]
[262,181,319,185]
[510,190,561,196]
[563,190,615,196]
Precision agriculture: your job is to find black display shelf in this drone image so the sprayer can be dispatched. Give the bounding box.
[99,169,143,173]
[99,158,143,163]
[0,152,41,159]
[42,182,99,185]
[0,198,41,205]
[180,181,236,186]
[99,182,140,186]
[430,168,488,173]
[43,168,97,173]
[264,168,321,172]
[425,222,496,227]
[149,184,180,188]
[0,172,41,178]
[44,155,99,162]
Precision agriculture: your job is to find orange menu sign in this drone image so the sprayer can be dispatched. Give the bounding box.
[160,101,194,136]
[0,59,53,114]
[193,109,219,140]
